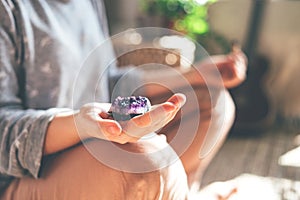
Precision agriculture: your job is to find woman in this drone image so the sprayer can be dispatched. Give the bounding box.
[0,0,246,199]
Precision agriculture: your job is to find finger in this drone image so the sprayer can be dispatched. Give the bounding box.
[231,50,248,66]
[132,102,176,127]
[229,53,248,77]
[122,105,175,138]
[166,93,186,108]
[166,93,186,121]
[228,54,247,80]
[99,111,111,119]
[130,111,152,127]
[98,119,122,136]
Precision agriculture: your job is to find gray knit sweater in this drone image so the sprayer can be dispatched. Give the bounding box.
[0,0,123,192]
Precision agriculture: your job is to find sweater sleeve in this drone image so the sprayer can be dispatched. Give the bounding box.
[0,3,61,179]
[0,107,60,178]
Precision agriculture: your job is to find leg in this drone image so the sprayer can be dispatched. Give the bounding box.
[161,89,235,187]
[1,135,189,200]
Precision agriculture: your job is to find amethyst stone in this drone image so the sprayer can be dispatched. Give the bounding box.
[109,96,151,121]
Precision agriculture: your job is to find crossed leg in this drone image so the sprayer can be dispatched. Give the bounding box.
[1,135,189,200]
[161,89,235,187]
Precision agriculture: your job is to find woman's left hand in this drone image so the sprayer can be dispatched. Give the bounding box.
[213,49,248,88]
[120,93,186,141]
[193,49,247,89]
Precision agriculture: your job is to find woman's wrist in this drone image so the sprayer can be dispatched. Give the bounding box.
[44,110,85,155]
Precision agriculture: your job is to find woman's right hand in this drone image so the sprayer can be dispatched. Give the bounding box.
[44,103,137,155]
[74,103,137,144]
[74,93,185,144]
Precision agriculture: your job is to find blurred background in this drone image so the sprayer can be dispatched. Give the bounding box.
[104,0,300,130]
[104,0,300,198]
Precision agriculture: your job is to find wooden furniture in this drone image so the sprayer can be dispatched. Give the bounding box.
[116,47,181,68]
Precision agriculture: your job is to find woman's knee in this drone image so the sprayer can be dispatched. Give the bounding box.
[112,135,189,200]
[46,137,188,199]
[55,140,165,199]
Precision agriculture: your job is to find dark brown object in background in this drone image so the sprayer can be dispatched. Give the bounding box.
[230,0,274,135]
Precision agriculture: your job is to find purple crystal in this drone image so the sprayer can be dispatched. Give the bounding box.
[110,96,151,120]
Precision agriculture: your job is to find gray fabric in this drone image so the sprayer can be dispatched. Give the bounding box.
[0,0,117,192]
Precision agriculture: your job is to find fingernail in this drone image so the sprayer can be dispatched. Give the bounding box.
[172,93,186,108]
[164,103,177,113]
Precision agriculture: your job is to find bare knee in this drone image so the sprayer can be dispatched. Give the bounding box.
[20,140,164,200]
[56,137,188,199]
[111,135,188,200]
[68,140,164,199]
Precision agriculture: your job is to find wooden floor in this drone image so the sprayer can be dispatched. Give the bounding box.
[201,124,300,187]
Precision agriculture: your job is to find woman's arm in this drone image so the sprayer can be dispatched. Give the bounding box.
[44,94,186,155]
[141,50,247,98]
[43,111,81,155]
